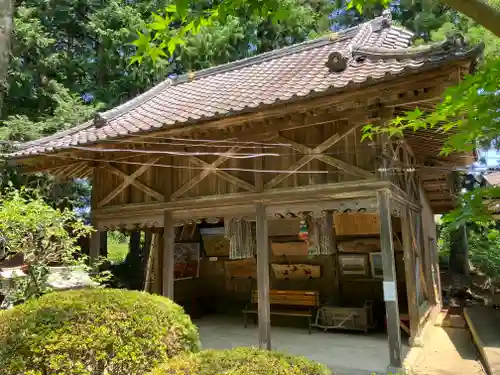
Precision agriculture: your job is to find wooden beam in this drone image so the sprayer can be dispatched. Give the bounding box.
[426,192,453,201]
[382,86,446,107]
[55,162,81,179]
[162,210,175,299]
[171,146,241,199]
[69,162,90,179]
[265,128,372,189]
[22,159,84,174]
[256,202,271,350]
[188,156,256,193]
[377,190,403,372]
[264,155,315,188]
[316,154,374,178]
[98,156,160,208]
[94,179,389,218]
[76,165,92,179]
[106,164,164,201]
[402,208,420,345]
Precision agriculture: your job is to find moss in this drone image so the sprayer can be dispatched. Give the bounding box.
[0,288,200,375]
[150,347,332,375]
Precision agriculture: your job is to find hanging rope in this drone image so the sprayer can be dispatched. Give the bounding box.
[224,217,256,260]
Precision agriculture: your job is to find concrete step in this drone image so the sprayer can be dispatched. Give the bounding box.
[464,307,500,375]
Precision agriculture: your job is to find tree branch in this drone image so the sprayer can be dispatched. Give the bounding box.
[441,0,500,37]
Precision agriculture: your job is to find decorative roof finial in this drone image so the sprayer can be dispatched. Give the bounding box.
[94,113,107,128]
[326,50,352,73]
[381,8,392,27]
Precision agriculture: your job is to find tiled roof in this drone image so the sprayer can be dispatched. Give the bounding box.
[484,172,500,186]
[14,12,479,158]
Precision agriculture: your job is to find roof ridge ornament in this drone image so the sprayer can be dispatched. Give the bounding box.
[326,45,353,73]
[94,113,107,128]
[381,9,392,27]
[442,32,468,51]
[350,32,477,61]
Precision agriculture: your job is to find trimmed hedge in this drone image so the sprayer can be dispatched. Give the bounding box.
[150,347,332,375]
[0,288,200,375]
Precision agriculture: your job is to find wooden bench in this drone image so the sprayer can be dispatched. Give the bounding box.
[242,289,320,334]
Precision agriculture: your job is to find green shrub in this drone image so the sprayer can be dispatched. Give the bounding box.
[0,288,200,375]
[150,347,332,375]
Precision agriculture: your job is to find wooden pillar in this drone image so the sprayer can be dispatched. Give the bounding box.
[89,230,101,263]
[256,202,271,350]
[377,190,403,372]
[326,211,340,304]
[163,211,175,299]
[417,212,435,305]
[402,208,420,345]
[99,231,108,258]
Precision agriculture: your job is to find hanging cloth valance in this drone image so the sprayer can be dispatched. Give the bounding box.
[224,217,256,260]
[301,213,334,256]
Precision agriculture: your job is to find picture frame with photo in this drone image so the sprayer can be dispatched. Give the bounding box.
[174,242,200,280]
[339,254,368,276]
[369,252,383,279]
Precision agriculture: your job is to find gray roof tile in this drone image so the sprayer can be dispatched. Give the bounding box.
[13,13,480,158]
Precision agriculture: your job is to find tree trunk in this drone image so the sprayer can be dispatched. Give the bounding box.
[0,0,12,118]
[448,171,469,278]
[441,0,500,38]
[449,225,469,276]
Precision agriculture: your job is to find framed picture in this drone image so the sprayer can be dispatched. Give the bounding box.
[339,254,368,276]
[369,252,383,279]
[200,227,229,257]
[174,243,200,280]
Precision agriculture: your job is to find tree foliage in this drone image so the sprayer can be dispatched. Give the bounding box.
[362,2,500,226]
[134,0,500,64]
[0,188,93,306]
[439,220,500,280]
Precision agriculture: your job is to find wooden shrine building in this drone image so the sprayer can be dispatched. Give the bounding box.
[10,13,481,373]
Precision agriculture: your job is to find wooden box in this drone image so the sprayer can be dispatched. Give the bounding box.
[334,213,380,236]
[225,258,257,279]
[271,241,308,256]
[202,234,230,257]
[338,238,381,253]
[268,219,301,236]
[338,238,403,253]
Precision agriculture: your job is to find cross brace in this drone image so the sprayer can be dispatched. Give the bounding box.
[172,147,256,200]
[266,128,373,189]
[98,156,161,208]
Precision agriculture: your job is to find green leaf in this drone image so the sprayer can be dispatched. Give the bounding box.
[272,5,289,24]
[128,55,143,66]
[148,13,170,32]
[175,0,189,19]
[165,4,177,13]
[149,47,168,63]
[167,36,186,56]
